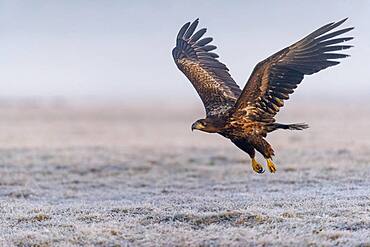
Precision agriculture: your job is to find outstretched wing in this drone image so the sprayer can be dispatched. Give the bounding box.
[172,19,241,117]
[233,18,353,123]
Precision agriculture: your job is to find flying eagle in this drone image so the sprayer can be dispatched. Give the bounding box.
[172,18,353,173]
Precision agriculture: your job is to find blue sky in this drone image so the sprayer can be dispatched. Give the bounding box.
[0,0,369,102]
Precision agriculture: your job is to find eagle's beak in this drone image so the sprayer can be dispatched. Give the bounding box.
[191,122,202,131]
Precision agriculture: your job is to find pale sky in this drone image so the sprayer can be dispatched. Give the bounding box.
[0,0,369,102]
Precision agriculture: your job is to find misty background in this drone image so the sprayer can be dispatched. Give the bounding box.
[0,0,369,104]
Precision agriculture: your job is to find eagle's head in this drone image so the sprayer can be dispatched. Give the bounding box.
[191,118,221,133]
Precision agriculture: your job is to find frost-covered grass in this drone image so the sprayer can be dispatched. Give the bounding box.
[0,101,369,246]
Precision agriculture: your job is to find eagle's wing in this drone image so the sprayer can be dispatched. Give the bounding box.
[172,19,241,117]
[233,18,353,123]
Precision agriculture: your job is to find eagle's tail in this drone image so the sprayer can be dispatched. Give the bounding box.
[269,123,309,132]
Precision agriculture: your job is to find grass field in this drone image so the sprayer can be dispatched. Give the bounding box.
[0,100,369,246]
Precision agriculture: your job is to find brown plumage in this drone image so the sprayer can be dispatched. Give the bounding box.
[172,18,353,173]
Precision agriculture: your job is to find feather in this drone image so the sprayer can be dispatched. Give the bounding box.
[319,37,353,46]
[201,45,217,52]
[316,27,354,42]
[321,45,352,52]
[196,37,213,46]
[184,19,199,39]
[190,28,207,43]
[177,22,190,40]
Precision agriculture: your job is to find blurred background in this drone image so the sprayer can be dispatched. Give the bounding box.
[0,0,369,104]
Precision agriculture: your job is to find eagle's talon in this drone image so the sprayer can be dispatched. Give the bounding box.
[267,159,277,173]
[252,158,265,174]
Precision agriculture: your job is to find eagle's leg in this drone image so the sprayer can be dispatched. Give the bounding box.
[249,136,276,173]
[232,139,265,174]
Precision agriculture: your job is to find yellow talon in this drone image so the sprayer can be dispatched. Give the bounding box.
[266,159,277,173]
[252,158,265,174]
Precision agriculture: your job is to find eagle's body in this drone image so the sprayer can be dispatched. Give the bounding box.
[172,18,353,173]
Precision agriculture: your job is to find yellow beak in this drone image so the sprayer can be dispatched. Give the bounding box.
[191,122,203,131]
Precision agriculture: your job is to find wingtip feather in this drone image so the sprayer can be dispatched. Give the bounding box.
[177,21,190,39]
[335,17,348,26]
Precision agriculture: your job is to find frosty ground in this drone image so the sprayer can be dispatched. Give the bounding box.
[0,100,369,246]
